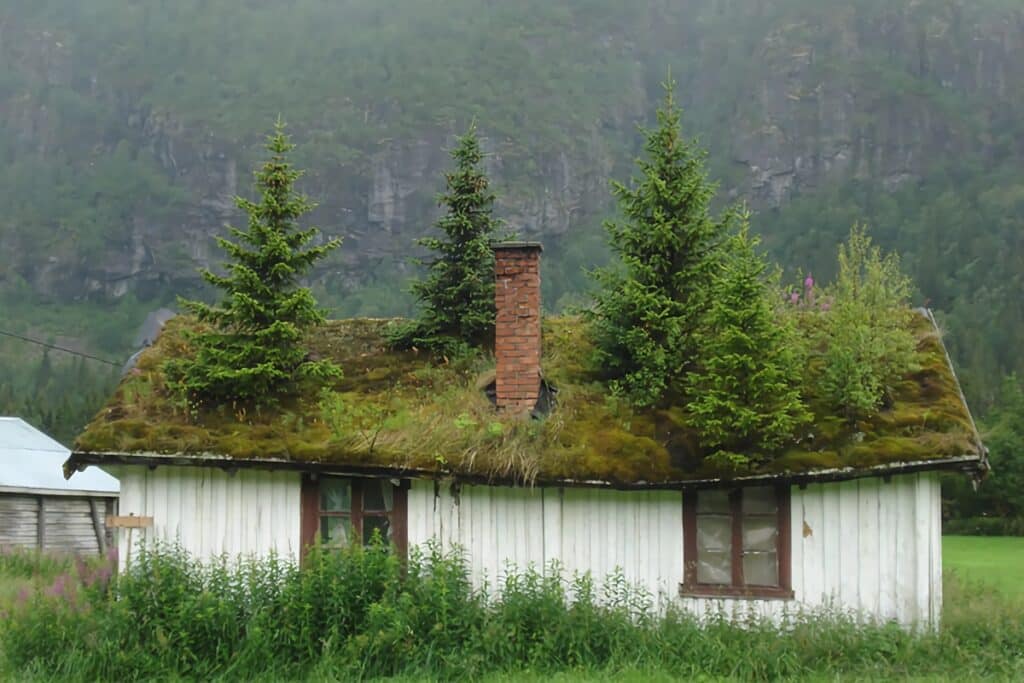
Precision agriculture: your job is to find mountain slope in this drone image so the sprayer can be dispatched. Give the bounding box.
[1,0,1022,411]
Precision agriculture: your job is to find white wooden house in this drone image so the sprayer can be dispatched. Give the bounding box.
[1,417,119,554]
[65,244,986,627]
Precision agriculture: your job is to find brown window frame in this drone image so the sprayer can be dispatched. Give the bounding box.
[681,485,792,599]
[300,474,408,565]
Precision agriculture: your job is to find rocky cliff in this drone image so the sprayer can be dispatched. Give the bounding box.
[1,1,1021,307]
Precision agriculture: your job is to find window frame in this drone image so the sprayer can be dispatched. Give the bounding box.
[300,474,408,565]
[680,485,793,599]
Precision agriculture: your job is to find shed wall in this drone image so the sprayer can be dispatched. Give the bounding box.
[111,467,941,626]
[0,493,115,554]
[113,467,301,568]
[407,472,942,626]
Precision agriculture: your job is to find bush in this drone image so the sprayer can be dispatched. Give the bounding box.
[944,516,1024,536]
[2,543,1023,681]
[815,225,918,420]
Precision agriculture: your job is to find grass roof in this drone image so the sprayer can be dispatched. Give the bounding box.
[74,312,984,486]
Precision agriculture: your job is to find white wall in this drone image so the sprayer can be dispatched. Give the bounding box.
[112,465,942,626]
[408,472,943,626]
[112,466,302,568]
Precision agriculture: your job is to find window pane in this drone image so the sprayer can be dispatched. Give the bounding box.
[363,515,391,545]
[697,550,732,584]
[362,480,393,512]
[697,515,732,551]
[743,551,778,586]
[743,487,777,514]
[320,478,351,512]
[742,516,778,552]
[696,490,729,514]
[321,516,352,547]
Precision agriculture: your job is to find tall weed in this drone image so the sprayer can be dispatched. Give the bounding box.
[1,542,1022,681]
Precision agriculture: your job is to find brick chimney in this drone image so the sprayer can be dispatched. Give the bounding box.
[494,242,543,414]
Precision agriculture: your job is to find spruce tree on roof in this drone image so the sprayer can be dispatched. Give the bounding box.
[588,77,740,407]
[165,120,341,408]
[684,227,810,469]
[389,122,500,356]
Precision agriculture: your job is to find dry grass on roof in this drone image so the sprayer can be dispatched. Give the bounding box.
[74,312,982,485]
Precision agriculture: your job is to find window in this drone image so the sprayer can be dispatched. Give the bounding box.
[301,475,407,561]
[681,485,792,598]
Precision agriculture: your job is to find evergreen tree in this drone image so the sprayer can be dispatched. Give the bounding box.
[588,78,739,407]
[166,121,340,408]
[389,122,500,355]
[684,228,810,468]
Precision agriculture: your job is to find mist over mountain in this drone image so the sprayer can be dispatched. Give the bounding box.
[1,0,1023,439]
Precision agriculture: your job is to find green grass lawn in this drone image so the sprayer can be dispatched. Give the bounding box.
[943,535,1023,596]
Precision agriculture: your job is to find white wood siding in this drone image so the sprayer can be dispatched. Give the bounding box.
[111,466,942,626]
[408,483,683,607]
[112,467,301,568]
[408,472,943,626]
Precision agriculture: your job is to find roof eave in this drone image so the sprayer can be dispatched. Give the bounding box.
[65,450,985,491]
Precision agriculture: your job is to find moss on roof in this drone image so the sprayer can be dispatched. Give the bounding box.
[74,312,983,485]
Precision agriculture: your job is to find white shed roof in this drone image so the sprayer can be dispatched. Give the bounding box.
[0,418,119,496]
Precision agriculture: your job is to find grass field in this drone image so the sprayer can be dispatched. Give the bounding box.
[943,535,1023,596]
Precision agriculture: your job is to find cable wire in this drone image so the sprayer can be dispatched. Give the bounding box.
[0,328,121,367]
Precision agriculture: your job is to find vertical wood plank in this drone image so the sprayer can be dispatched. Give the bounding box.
[877,475,897,620]
[930,473,942,628]
[213,470,228,558]
[894,474,916,625]
[914,472,932,626]
[837,480,860,611]
[857,478,880,619]
[821,481,842,609]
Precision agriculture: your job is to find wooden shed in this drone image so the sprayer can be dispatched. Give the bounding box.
[67,244,987,627]
[0,417,119,554]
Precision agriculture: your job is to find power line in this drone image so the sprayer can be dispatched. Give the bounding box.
[0,329,121,367]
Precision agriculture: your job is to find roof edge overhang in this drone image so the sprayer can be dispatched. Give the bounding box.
[0,484,119,498]
[66,450,985,492]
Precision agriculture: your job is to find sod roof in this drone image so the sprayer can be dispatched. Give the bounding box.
[69,311,986,488]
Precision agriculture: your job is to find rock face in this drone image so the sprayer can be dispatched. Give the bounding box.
[1,2,1022,304]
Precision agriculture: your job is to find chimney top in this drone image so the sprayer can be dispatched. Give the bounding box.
[493,241,543,253]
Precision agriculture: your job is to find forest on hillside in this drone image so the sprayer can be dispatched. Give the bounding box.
[0,1,1022,526]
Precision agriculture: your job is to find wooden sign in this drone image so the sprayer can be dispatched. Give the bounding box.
[106,515,153,529]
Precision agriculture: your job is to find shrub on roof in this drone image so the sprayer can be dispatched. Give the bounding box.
[815,225,918,421]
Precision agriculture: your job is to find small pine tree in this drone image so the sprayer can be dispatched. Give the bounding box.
[684,227,810,468]
[166,121,341,408]
[389,122,500,356]
[588,77,739,407]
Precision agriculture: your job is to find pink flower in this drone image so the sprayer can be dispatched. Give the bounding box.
[804,273,814,290]
[789,291,800,305]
